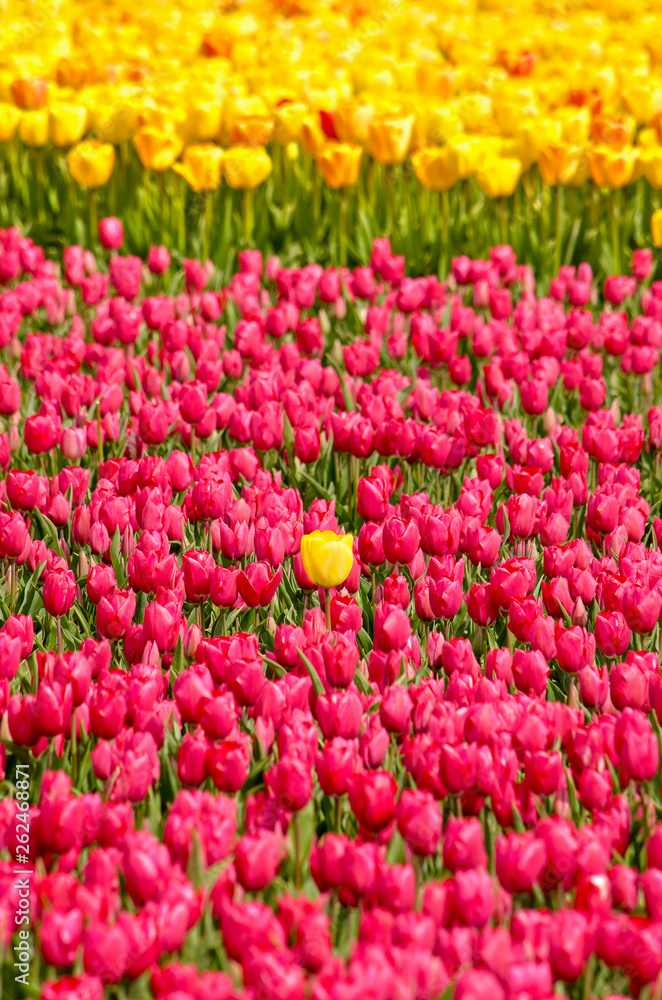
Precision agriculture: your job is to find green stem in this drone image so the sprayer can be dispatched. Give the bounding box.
[553,185,563,277]
[35,149,45,226]
[10,562,17,614]
[88,186,97,249]
[325,588,331,632]
[203,191,212,262]
[338,188,347,266]
[385,164,394,235]
[499,196,508,245]
[294,812,302,889]
[313,166,321,230]
[242,188,254,242]
[97,403,103,466]
[71,703,78,785]
[610,188,620,275]
[440,188,450,279]
[56,617,63,658]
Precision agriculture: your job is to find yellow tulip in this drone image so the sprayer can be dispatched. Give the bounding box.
[456,93,493,134]
[585,145,638,189]
[623,83,662,127]
[316,143,363,189]
[301,531,354,589]
[446,135,494,180]
[368,114,414,166]
[67,141,115,188]
[300,115,325,159]
[638,129,660,151]
[422,105,463,147]
[11,77,47,110]
[555,107,591,146]
[652,208,662,247]
[90,98,139,145]
[19,111,49,148]
[230,115,274,147]
[137,101,187,138]
[411,145,458,192]
[223,145,272,189]
[272,102,307,145]
[172,144,224,192]
[641,148,662,189]
[48,105,88,148]
[416,63,458,100]
[0,104,21,142]
[590,115,636,151]
[134,128,184,171]
[334,98,378,148]
[515,118,563,171]
[476,155,522,199]
[537,143,583,186]
[55,57,94,90]
[222,95,271,146]
[184,90,223,143]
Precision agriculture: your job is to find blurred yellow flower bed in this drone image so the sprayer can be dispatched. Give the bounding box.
[3,0,662,194]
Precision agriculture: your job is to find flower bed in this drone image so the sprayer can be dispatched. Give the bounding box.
[0,225,661,998]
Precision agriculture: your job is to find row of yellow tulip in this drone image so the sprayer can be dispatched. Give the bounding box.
[55,131,662,198]
[4,0,662,170]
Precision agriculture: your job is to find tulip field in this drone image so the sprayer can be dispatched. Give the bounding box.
[7,2,662,1000]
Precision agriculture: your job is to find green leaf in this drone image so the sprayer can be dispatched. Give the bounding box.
[110,526,124,587]
[297,647,325,697]
[32,508,64,559]
[353,669,373,695]
[565,769,582,826]
[187,829,204,890]
[171,636,184,678]
[558,600,574,629]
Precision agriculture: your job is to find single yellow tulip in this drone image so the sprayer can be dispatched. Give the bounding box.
[652,208,662,247]
[172,144,224,192]
[422,105,463,147]
[447,136,498,181]
[90,100,139,145]
[223,145,272,189]
[272,103,307,146]
[590,115,636,151]
[411,146,459,192]
[623,83,662,127]
[222,95,271,146]
[55,57,94,90]
[48,105,88,148]
[0,104,21,142]
[334,99,377,148]
[316,143,362,189]
[134,128,184,171]
[67,141,115,188]
[19,111,49,148]
[585,145,638,189]
[638,129,660,151]
[11,77,47,110]
[368,114,414,166]
[301,531,354,589]
[230,115,274,147]
[300,116,325,159]
[537,143,583,186]
[476,156,522,199]
[556,107,591,146]
[641,148,662,189]
[137,102,187,138]
[515,119,563,171]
